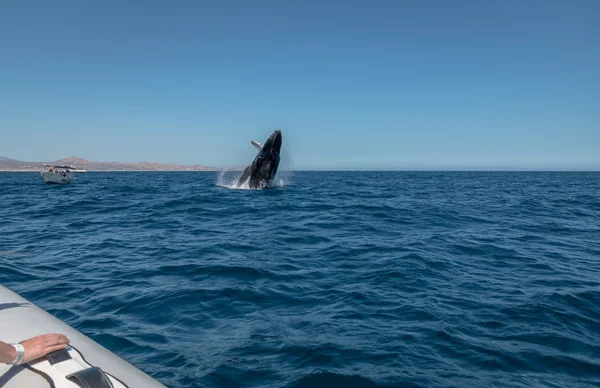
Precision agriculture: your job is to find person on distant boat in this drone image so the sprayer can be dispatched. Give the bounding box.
[0,334,69,365]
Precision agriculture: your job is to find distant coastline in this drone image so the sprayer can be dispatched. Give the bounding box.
[1,156,597,173]
[0,156,235,172]
[0,169,223,172]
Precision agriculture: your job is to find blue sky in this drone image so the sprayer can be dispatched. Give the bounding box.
[0,0,598,170]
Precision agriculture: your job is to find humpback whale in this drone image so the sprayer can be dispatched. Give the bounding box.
[236,130,282,189]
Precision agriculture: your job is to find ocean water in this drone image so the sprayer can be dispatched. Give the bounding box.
[0,171,599,388]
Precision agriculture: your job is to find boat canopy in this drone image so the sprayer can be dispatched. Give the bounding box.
[43,164,75,169]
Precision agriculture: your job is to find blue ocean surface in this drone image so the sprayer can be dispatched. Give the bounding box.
[0,171,599,388]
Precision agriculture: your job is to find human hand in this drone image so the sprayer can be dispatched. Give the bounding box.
[19,334,70,363]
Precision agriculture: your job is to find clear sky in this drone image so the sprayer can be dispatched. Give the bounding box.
[1,0,598,170]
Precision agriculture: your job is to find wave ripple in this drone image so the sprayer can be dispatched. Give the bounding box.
[1,171,599,387]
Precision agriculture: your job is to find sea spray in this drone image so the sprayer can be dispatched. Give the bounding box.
[216,168,292,189]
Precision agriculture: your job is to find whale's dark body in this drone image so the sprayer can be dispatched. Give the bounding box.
[236,130,282,189]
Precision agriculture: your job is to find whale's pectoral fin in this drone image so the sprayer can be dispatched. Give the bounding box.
[251,140,263,151]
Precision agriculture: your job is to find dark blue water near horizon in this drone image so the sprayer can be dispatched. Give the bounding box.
[1,171,599,387]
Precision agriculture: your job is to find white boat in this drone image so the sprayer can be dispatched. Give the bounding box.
[40,165,75,184]
[0,284,165,387]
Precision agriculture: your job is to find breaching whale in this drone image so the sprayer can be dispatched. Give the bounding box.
[236,130,282,189]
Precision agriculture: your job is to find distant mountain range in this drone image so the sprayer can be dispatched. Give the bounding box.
[0,156,219,171]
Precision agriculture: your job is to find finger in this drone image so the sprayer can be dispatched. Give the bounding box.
[45,334,68,341]
[43,334,68,340]
[44,343,69,354]
[36,335,59,345]
[44,337,70,347]
[53,335,69,343]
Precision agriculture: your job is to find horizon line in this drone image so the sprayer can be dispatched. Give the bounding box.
[1,169,599,173]
[1,155,598,172]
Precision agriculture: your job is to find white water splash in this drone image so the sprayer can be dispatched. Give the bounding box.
[215,169,293,190]
[274,169,294,187]
[215,169,245,189]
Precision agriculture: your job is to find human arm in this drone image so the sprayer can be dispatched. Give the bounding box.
[0,341,16,364]
[1,334,69,364]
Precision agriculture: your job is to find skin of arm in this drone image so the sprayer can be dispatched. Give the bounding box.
[1,334,69,364]
[0,341,16,364]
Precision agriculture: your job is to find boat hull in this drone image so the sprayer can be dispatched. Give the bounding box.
[40,172,74,184]
[0,285,165,387]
